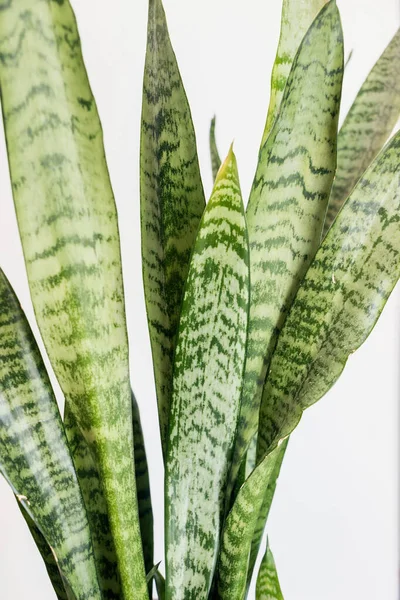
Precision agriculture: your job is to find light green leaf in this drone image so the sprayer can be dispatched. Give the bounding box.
[165,148,250,600]
[261,0,328,145]
[258,130,400,457]
[324,28,400,234]
[256,542,284,600]
[141,0,206,458]
[218,446,284,600]
[0,2,147,598]
[231,0,344,496]
[210,116,222,181]
[0,269,101,600]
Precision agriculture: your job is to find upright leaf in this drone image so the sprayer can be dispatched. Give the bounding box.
[165,148,249,600]
[258,130,400,457]
[0,3,147,598]
[256,543,284,600]
[210,116,222,181]
[231,0,343,494]
[141,0,206,457]
[324,28,400,234]
[0,269,101,600]
[261,0,328,145]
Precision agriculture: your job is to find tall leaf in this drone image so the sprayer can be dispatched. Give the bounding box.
[165,148,249,600]
[261,0,328,145]
[256,543,284,600]
[0,2,147,598]
[324,28,400,234]
[258,130,400,456]
[141,0,206,457]
[210,116,222,181]
[0,269,101,600]
[231,0,344,495]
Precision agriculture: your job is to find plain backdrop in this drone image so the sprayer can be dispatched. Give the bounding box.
[0,0,399,599]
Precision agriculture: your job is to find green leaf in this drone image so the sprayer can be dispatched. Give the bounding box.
[217,446,284,600]
[258,130,400,457]
[261,0,328,145]
[141,0,206,458]
[210,116,222,181]
[231,0,344,496]
[0,269,101,600]
[165,148,250,600]
[0,2,148,598]
[154,569,166,600]
[324,28,400,234]
[256,542,284,600]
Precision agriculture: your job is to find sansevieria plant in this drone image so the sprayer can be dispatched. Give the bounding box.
[0,0,399,598]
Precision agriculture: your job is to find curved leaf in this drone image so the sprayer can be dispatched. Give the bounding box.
[261,0,328,145]
[210,116,222,181]
[324,28,400,234]
[256,543,284,600]
[0,269,101,600]
[258,130,400,456]
[141,0,206,457]
[231,0,344,495]
[0,2,147,598]
[165,148,249,600]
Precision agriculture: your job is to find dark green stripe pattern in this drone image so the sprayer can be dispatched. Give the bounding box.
[0,269,101,600]
[210,116,222,181]
[165,148,249,600]
[258,130,400,457]
[0,1,147,597]
[256,543,284,600]
[324,28,400,234]
[231,0,344,497]
[141,0,206,458]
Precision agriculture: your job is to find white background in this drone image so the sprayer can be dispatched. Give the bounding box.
[0,0,399,598]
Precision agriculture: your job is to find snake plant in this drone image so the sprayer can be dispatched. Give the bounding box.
[0,0,398,598]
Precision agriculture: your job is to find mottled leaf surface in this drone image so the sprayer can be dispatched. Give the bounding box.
[210,116,222,181]
[0,2,147,597]
[141,0,206,456]
[0,269,101,600]
[261,0,327,145]
[258,131,400,457]
[256,543,284,600]
[165,149,249,600]
[325,28,400,234]
[232,0,343,493]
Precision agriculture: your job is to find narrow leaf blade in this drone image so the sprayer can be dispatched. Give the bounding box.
[165,149,250,600]
[210,116,222,181]
[256,542,284,600]
[141,0,206,457]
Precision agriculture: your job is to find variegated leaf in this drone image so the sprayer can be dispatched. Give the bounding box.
[210,116,222,181]
[141,0,206,457]
[256,542,284,600]
[324,28,400,234]
[165,148,249,600]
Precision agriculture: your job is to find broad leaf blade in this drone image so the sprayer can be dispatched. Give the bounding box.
[261,0,328,145]
[0,2,147,598]
[232,0,344,495]
[256,543,284,600]
[324,28,400,234]
[258,130,400,457]
[141,0,206,457]
[210,116,222,181]
[0,269,101,600]
[165,149,249,600]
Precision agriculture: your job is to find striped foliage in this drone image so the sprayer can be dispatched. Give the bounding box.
[141,0,206,457]
[231,0,344,497]
[0,2,147,598]
[256,543,284,600]
[210,116,222,181]
[0,269,101,600]
[261,0,328,145]
[324,28,400,234]
[165,148,249,600]
[258,130,400,457]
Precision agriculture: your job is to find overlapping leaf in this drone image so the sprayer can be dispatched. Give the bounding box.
[230,0,344,497]
[256,543,284,600]
[165,149,249,600]
[0,2,147,598]
[0,269,101,600]
[324,28,400,234]
[141,0,206,457]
